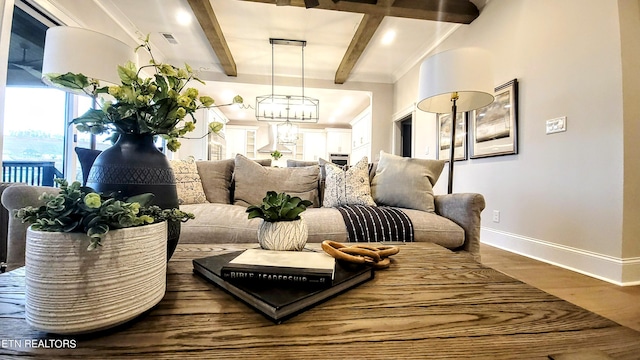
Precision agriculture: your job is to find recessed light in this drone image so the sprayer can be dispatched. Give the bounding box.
[381,30,396,45]
[176,10,192,26]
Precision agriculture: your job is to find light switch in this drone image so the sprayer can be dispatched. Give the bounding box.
[546,116,567,134]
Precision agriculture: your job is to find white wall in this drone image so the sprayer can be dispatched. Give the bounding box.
[394,0,640,284]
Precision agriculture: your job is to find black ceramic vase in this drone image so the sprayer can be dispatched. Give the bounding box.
[86,133,180,260]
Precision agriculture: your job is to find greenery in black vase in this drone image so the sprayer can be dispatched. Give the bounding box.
[246,191,313,222]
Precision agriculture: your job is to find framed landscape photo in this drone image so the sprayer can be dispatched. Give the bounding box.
[437,112,467,162]
[470,79,519,158]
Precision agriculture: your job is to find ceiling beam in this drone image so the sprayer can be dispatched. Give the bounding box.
[186,0,237,76]
[335,14,384,84]
[240,0,479,24]
[234,0,479,83]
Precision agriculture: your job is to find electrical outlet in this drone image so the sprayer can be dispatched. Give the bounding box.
[546,116,567,134]
[492,210,500,223]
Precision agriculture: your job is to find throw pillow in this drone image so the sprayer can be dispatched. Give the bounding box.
[196,159,234,204]
[370,151,445,212]
[233,154,320,207]
[286,159,317,168]
[323,156,376,208]
[169,157,208,205]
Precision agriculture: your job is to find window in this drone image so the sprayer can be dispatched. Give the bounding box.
[2,3,67,186]
[1,2,94,186]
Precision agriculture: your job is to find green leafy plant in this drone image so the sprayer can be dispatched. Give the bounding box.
[246,191,313,222]
[270,150,283,161]
[15,178,195,250]
[43,35,242,152]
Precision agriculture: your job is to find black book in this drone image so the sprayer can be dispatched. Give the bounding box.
[193,251,374,323]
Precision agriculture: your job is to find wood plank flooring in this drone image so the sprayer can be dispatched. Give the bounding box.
[481,244,640,332]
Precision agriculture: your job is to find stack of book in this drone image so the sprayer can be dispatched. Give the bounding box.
[193,248,374,323]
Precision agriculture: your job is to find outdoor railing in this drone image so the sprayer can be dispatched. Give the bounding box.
[1,161,63,187]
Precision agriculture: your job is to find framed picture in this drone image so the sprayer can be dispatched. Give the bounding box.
[437,111,467,161]
[470,79,518,158]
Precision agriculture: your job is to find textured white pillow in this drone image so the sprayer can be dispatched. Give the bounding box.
[169,157,208,205]
[323,157,376,208]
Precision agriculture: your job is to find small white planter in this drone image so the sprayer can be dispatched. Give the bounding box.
[25,221,168,334]
[257,218,308,251]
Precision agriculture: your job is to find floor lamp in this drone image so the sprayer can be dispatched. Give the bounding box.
[42,27,137,149]
[416,47,494,194]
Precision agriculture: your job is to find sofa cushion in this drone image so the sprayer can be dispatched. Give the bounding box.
[196,159,234,204]
[233,154,320,207]
[401,208,464,248]
[323,156,376,208]
[169,158,208,205]
[178,204,464,249]
[371,151,444,213]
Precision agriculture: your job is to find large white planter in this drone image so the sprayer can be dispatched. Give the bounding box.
[257,218,308,251]
[25,221,168,334]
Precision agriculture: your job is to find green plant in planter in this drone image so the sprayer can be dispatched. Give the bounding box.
[246,191,313,222]
[270,150,283,161]
[16,178,195,250]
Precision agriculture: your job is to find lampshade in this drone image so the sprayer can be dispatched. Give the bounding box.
[42,26,137,91]
[417,47,494,113]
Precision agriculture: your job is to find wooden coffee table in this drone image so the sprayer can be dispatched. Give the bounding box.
[2,242,640,359]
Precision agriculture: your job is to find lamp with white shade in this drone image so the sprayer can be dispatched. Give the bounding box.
[41,26,137,148]
[416,47,494,194]
[42,26,137,90]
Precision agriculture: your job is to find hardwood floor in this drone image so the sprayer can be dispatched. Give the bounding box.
[481,244,640,332]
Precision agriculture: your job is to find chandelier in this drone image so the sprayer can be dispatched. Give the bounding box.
[256,38,319,124]
[277,120,299,145]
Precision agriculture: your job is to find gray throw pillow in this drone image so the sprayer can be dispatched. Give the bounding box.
[196,159,235,204]
[233,154,320,207]
[370,151,445,212]
[323,156,376,208]
[286,159,317,167]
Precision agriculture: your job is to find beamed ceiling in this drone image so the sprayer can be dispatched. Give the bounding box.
[33,0,485,125]
[187,0,480,84]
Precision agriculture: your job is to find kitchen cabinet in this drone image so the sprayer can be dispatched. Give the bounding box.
[325,128,351,155]
[225,125,258,159]
[301,130,326,161]
[350,112,371,161]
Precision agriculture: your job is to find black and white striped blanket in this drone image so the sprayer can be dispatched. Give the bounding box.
[336,204,414,243]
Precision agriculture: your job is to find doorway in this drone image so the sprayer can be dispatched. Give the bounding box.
[400,115,412,157]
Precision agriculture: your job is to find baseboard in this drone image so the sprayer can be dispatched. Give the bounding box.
[481,228,640,286]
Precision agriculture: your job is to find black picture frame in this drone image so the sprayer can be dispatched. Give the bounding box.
[470,79,519,158]
[437,111,467,162]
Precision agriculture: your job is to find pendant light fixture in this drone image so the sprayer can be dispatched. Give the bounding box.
[255,38,320,127]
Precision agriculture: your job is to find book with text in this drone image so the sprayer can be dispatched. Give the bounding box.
[221,249,336,286]
[193,251,374,323]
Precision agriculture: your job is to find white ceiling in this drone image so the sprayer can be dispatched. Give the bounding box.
[72,0,476,125]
